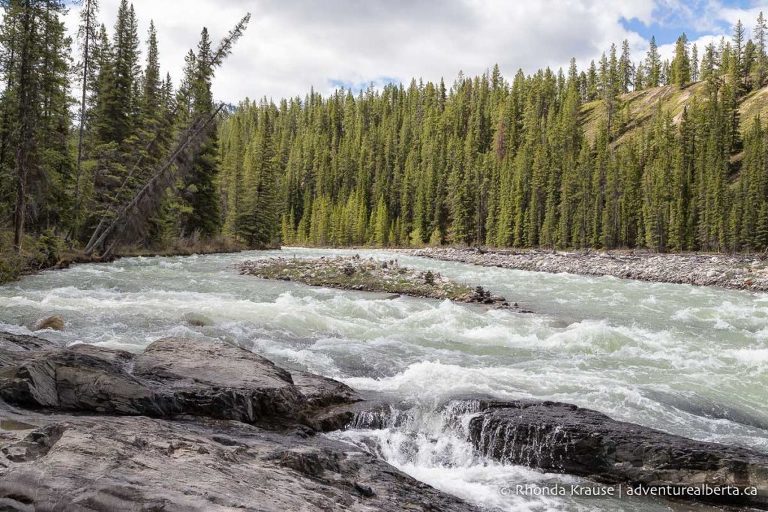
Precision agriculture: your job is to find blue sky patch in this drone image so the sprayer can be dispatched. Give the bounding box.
[328,76,399,93]
[620,0,760,45]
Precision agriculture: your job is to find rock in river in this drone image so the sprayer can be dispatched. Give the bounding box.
[32,315,64,331]
[466,399,768,508]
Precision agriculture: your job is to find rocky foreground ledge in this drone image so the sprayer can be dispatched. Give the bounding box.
[0,332,475,512]
[239,255,527,310]
[411,247,768,291]
[1,332,767,510]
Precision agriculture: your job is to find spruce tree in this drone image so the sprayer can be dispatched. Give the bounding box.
[646,36,662,87]
[671,33,691,86]
[0,0,72,250]
[178,28,221,238]
[73,0,99,228]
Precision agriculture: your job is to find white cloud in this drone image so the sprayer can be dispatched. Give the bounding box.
[62,0,761,103]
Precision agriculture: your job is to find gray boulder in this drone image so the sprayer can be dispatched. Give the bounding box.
[0,337,346,426]
[467,399,768,508]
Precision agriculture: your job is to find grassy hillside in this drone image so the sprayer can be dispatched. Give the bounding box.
[581,82,768,144]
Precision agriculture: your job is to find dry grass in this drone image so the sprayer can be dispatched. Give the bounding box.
[580,81,768,145]
[739,85,768,132]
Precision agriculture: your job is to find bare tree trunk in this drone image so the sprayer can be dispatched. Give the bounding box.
[73,0,93,229]
[13,150,27,252]
[12,1,36,253]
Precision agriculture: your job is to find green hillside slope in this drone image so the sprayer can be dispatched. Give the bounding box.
[583,82,768,144]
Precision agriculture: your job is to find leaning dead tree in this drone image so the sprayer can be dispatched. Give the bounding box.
[84,105,225,257]
[84,14,250,257]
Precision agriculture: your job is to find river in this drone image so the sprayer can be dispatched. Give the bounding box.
[1,247,766,511]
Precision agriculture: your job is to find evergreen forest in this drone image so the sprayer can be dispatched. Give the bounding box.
[4,1,768,276]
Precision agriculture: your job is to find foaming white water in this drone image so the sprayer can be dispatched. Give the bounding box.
[0,247,766,510]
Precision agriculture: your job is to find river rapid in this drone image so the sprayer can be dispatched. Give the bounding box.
[1,247,766,511]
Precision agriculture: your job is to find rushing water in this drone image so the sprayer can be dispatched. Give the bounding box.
[1,247,766,511]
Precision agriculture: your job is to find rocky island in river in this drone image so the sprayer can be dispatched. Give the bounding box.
[238,255,527,310]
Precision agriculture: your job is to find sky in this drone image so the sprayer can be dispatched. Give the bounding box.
[63,0,768,104]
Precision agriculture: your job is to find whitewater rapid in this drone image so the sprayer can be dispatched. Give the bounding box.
[1,247,766,511]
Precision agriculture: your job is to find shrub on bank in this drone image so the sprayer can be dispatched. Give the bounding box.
[0,230,64,284]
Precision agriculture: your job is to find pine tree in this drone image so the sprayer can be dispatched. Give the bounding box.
[371,195,389,246]
[87,0,142,232]
[691,44,699,82]
[670,33,691,86]
[732,20,746,91]
[73,0,99,228]
[236,108,279,247]
[100,0,139,145]
[138,21,164,171]
[646,36,662,87]
[587,60,598,100]
[754,12,767,88]
[619,39,633,93]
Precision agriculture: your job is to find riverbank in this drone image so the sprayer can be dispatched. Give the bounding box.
[0,234,246,285]
[238,255,523,309]
[410,247,768,291]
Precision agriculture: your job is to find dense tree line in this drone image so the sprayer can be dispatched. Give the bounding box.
[0,0,228,252]
[4,2,768,255]
[218,15,768,252]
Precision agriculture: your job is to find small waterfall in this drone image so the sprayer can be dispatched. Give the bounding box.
[346,399,575,473]
[332,399,618,512]
[470,414,572,470]
[340,399,487,469]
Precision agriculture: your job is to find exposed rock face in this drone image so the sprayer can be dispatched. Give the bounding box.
[32,315,64,331]
[466,400,768,508]
[0,332,57,367]
[412,247,768,291]
[0,332,478,512]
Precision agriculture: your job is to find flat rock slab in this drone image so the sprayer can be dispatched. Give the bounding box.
[0,336,359,429]
[0,332,59,367]
[0,411,478,512]
[467,399,768,508]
